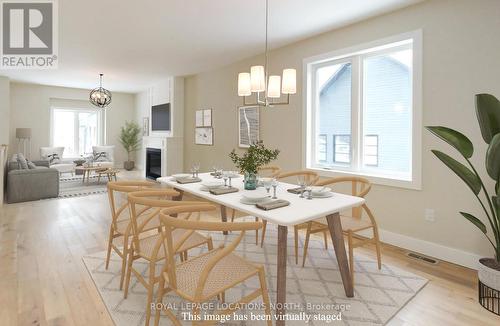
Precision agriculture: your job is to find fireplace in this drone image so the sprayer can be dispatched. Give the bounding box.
[146,148,162,180]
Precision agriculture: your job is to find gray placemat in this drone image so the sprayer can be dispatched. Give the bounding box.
[209,187,239,195]
[256,199,290,210]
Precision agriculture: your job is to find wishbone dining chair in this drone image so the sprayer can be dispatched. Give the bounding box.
[259,170,319,247]
[125,190,214,326]
[298,177,381,287]
[106,180,156,289]
[154,204,272,326]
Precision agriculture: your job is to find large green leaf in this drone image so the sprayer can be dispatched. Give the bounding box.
[475,94,500,144]
[486,133,500,180]
[460,212,487,233]
[431,150,481,195]
[426,126,474,158]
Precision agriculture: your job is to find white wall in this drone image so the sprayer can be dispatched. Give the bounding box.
[134,77,184,170]
[9,83,135,165]
[183,0,500,268]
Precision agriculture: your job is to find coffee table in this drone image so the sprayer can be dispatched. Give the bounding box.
[97,168,119,183]
[75,166,108,184]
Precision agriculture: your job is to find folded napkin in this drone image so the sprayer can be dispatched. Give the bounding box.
[209,187,239,195]
[256,199,290,210]
[287,187,304,194]
[177,177,202,184]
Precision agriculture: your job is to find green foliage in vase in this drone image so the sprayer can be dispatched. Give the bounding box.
[426,93,500,261]
[229,141,280,174]
[119,121,141,162]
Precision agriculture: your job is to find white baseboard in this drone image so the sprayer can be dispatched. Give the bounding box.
[359,228,482,270]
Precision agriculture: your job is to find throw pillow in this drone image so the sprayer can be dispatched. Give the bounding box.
[92,145,114,162]
[27,161,37,169]
[17,153,29,169]
[40,147,64,164]
[47,153,61,164]
[93,151,109,162]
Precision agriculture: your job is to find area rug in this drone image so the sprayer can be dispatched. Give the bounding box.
[59,175,108,198]
[83,223,427,326]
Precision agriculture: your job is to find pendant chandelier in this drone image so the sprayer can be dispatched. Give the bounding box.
[237,0,296,107]
[89,73,112,108]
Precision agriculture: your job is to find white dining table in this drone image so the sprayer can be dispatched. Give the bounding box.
[158,173,365,325]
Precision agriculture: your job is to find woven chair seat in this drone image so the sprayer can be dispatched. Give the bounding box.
[172,249,259,300]
[138,230,210,260]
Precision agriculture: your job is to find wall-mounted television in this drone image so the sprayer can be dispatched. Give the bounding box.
[151,103,171,131]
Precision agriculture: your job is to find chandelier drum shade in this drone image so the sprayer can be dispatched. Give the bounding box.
[89,73,112,108]
[237,0,296,107]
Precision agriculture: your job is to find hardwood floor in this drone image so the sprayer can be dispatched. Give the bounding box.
[1,185,499,325]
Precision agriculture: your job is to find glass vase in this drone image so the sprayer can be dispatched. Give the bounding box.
[244,172,257,190]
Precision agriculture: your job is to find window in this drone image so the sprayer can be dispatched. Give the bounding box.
[317,134,327,162]
[333,135,350,164]
[363,135,378,166]
[305,31,422,189]
[51,107,104,158]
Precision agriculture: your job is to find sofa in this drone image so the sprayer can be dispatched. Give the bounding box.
[40,146,75,176]
[92,145,115,169]
[7,159,59,203]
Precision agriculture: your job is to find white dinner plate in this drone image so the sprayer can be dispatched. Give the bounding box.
[309,186,332,195]
[311,191,334,198]
[201,181,225,189]
[240,197,273,205]
[242,190,270,201]
[171,173,190,180]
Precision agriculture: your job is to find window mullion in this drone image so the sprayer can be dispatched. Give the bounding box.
[350,56,361,172]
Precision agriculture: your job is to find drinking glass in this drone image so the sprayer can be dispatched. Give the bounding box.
[271,179,278,199]
[297,175,306,198]
[222,172,229,187]
[193,162,200,177]
[263,179,272,194]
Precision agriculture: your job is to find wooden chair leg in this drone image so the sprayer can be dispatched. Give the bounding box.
[154,276,165,326]
[260,220,267,247]
[255,217,259,245]
[294,226,299,264]
[145,261,156,326]
[123,250,134,299]
[231,209,236,222]
[119,233,130,290]
[323,230,328,249]
[105,227,114,269]
[373,227,382,270]
[258,268,272,326]
[348,231,354,287]
[302,222,313,267]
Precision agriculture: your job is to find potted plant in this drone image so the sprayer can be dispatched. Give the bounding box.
[119,121,141,171]
[229,141,280,190]
[426,93,500,315]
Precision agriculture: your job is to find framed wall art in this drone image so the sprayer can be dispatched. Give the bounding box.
[238,106,259,148]
[142,117,149,136]
[195,127,213,145]
[196,108,212,127]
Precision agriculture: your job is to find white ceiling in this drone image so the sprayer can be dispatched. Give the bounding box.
[0,0,422,93]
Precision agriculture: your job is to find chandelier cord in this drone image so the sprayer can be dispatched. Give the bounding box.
[264,0,268,88]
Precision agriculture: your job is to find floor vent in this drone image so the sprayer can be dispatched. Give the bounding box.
[406,252,439,265]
